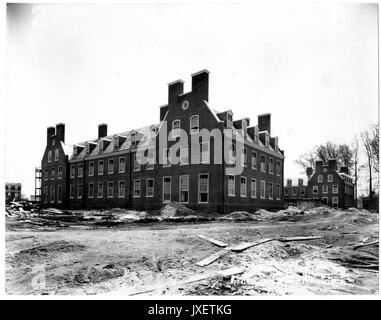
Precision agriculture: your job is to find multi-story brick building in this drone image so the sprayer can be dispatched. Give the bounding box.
[284,159,355,208]
[40,70,285,213]
[5,182,22,203]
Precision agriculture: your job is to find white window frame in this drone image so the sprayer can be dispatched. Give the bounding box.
[133,179,141,198]
[78,163,83,178]
[251,179,257,198]
[190,115,199,134]
[276,184,280,200]
[332,196,339,207]
[269,182,273,200]
[97,182,103,198]
[88,183,94,198]
[251,151,257,170]
[240,176,247,198]
[69,184,75,199]
[228,175,235,197]
[162,176,171,203]
[276,160,281,176]
[163,148,171,167]
[48,151,52,163]
[118,180,125,198]
[180,146,189,165]
[57,185,62,203]
[260,180,266,199]
[269,158,274,174]
[332,185,338,194]
[313,185,318,194]
[322,185,328,194]
[179,175,189,204]
[318,175,323,183]
[55,149,59,161]
[198,174,209,204]
[51,168,55,180]
[328,174,333,182]
[300,187,305,196]
[89,161,94,176]
[200,141,210,164]
[146,178,154,197]
[77,184,83,199]
[58,167,63,180]
[172,119,181,138]
[98,160,104,175]
[108,159,114,174]
[50,185,55,203]
[107,181,113,198]
[261,155,266,173]
[146,147,155,170]
[119,157,125,173]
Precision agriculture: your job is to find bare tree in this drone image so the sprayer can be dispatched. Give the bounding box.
[351,135,360,206]
[361,127,376,200]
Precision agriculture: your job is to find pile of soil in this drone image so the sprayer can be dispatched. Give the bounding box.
[159,202,196,218]
[218,211,260,221]
[73,264,125,285]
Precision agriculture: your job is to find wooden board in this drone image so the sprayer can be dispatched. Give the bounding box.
[277,236,323,242]
[196,248,230,267]
[197,235,228,247]
[230,238,275,252]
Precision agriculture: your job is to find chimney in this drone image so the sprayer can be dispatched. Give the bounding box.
[258,113,271,135]
[47,126,55,144]
[287,179,292,187]
[306,167,313,178]
[160,105,168,121]
[298,178,304,186]
[340,166,349,175]
[191,69,209,101]
[98,123,108,139]
[315,160,323,168]
[56,123,65,143]
[328,159,337,169]
[168,80,184,105]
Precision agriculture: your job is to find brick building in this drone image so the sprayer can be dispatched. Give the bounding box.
[284,159,355,208]
[5,182,22,203]
[40,70,285,213]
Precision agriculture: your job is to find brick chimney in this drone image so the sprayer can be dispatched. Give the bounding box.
[328,159,337,169]
[258,113,271,135]
[339,166,349,175]
[98,123,108,138]
[47,126,55,144]
[191,69,209,102]
[56,123,65,143]
[306,167,313,178]
[298,178,304,186]
[168,80,184,105]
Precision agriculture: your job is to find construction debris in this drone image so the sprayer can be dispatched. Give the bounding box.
[197,235,228,247]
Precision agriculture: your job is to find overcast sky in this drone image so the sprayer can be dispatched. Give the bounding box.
[5,2,378,198]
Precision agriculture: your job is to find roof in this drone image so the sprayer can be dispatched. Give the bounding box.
[61,141,73,157]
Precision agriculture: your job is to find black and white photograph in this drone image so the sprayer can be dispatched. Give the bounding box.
[2,1,379,299]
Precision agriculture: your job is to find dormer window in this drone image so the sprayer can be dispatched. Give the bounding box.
[265,134,269,147]
[86,144,90,154]
[99,140,103,153]
[172,120,180,138]
[73,146,77,157]
[114,136,119,150]
[190,115,199,134]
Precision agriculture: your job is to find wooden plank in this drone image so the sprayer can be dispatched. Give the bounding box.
[197,235,228,247]
[353,240,379,250]
[196,248,230,267]
[277,236,323,242]
[230,238,275,252]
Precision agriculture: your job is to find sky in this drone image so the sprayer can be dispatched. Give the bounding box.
[4,2,378,198]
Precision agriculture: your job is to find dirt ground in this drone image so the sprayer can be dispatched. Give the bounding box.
[5,208,379,296]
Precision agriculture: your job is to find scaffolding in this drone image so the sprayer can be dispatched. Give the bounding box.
[35,167,42,203]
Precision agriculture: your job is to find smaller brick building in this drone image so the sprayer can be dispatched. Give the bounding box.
[285,159,355,208]
[5,182,22,203]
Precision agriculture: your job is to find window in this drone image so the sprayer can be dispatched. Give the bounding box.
[58,167,63,179]
[99,140,104,153]
[323,185,328,194]
[118,181,125,198]
[300,188,305,196]
[242,148,247,167]
[108,159,114,174]
[276,160,281,175]
[44,168,48,181]
[318,175,323,183]
[133,179,141,198]
[228,143,236,164]
[328,174,333,182]
[88,183,94,198]
[163,177,171,203]
[265,135,269,147]
[269,158,274,174]
[332,196,339,208]
[292,188,297,196]
[163,148,171,167]
[51,168,55,180]
[70,184,75,199]
[114,136,119,150]
[251,152,257,170]
[172,120,180,138]
[313,186,318,194]
[89,162,94,176]
[180,175,189,203]
[146,179,154,197]
[44,186,48,203]
[190,115,199,134]
[200,142,209,164]
[269,182,273,199]
[52,140,55,146]
[180,146,189,165]
[57,185,62,203]
[284,188,289,196]
[228,175,235,197]
[261,155,266,172]
[55,149,59,161]
[146,147,155,170]
[78,163,83,177]
[48,151,52,163]
[332,185,338,194]
[240,177,247,197]
[98,160,104,175]
[119,157,125,173]
[251,179,257,198]
[78,184,83,199]
[276,184,280,200]
[322,197,328,204]
[198,174,209,203]
[50,185,55,203]
[107,182,113,198]
[97,182,103,198]
[260,180,266,199]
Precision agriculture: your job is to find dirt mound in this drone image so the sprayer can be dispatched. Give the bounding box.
[159,202,195,218]
[18,241,86,256]
[219,211,260,221]
[73,264,125,284]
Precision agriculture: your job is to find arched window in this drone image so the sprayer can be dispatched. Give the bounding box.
[172,120,180,138]
[190,115,199,134]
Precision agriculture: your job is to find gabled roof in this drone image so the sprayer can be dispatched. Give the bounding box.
[61,141,73,158]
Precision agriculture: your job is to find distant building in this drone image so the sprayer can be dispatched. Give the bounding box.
[285,159,355,208]
[5,182,22,203]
